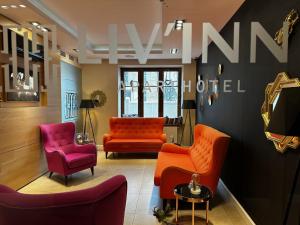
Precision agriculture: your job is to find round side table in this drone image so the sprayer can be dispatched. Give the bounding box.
[174,184,212,225]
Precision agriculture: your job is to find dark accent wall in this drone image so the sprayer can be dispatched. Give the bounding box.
[196,0,300,224]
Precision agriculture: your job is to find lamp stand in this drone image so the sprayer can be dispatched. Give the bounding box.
[180,109,193,146]
[282,154,300,225]
[83,108,96,145]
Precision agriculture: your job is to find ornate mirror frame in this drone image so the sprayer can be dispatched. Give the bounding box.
[261,72,300,153]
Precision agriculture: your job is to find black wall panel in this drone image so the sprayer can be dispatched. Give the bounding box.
[196,0,300,224]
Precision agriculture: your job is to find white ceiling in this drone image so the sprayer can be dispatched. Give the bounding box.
[0,0,245,60]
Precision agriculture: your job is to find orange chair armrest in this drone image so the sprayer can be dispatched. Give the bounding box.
[103,133,112,145]
[161,143,189,154]
[160,134,167,142]
[160,166,195,199]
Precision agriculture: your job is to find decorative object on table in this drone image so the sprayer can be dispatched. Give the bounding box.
[153,204,174,225]
[274,9,299,45]
[90,90,107,107]
[76,133,92,144]
[174,183,212,225]
[265,87,300,225]
[76,133,84,144]
[261,72,300,152]
[180,100,196,145]
[189,173,202,195]
[217,64,223,75]
[80,99,97,144]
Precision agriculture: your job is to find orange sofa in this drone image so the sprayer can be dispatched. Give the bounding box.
[103,117,166,158]
[154,124,230,199]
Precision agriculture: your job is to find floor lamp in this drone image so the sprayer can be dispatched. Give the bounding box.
[266,87,300,225]
[80,99,96,144]
[180,100,196,146]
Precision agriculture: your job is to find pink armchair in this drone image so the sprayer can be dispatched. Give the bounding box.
[40,122,97,185]
[0,175,127,225]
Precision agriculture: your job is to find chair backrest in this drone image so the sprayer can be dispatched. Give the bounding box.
[189,124,230,175]
[40,122,75,150]
[0,175,127,225]
[109,117,165,139]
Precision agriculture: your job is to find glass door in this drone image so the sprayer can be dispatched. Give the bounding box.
[123,71,139,117]
[143,71,159,117]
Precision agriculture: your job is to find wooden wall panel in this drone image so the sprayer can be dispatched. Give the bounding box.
[0,14,61,190]
[0,143,46,189]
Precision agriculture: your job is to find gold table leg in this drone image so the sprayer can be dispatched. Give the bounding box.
[192,200,195,225]
[206,200,209,224]
[175,196,179,223]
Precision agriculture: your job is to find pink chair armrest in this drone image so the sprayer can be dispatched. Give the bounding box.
[0,185,15,194]
[74,143,97,154]
[161,143,189,154]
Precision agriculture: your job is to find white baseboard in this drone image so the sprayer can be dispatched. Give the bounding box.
[218,179,256,225]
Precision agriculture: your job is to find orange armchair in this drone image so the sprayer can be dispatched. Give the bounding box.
[154,124,230,199]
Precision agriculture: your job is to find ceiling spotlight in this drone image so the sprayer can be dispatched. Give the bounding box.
[19,4,26,8]
[170,48,178,54]
[10,5,17,8]
[174,19,185,30]
[1,5,9,9]
[40,26,48,32]
[31,22,40,27]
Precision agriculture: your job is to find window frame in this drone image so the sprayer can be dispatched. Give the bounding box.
[120,67,182,118]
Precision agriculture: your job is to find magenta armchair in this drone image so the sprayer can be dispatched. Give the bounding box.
[0,175,127,225]
[40,122,97,185]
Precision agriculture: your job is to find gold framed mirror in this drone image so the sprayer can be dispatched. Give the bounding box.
[261,72,300,153]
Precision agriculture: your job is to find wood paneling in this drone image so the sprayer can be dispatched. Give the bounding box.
[0,14,61,190]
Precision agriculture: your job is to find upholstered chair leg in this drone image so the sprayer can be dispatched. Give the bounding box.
[65,176,68,186]
[105,152,108,159]
[91,167,94,175]
[49,172,53,178]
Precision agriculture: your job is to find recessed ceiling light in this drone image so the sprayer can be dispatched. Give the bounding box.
[40,26,48,32]
[10,5,17,8]
[19,4,26,8]
[1,5,9,9]
[170,48,178,54]
[174,19,185,30]
[31,22,39,27]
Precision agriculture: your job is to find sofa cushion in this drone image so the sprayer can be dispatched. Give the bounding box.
[189,126,219,173]
[65,153,96,168]
[105,139,163,152]
[154,152,196,186]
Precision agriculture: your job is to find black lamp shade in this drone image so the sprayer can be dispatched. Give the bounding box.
[182,100,196,109]
[80,99,95,109]
[267,87,300,136]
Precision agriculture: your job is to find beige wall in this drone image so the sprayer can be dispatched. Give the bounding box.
[81,59,196,146]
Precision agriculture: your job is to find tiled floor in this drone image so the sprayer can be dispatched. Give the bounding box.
[20,151,252,225]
